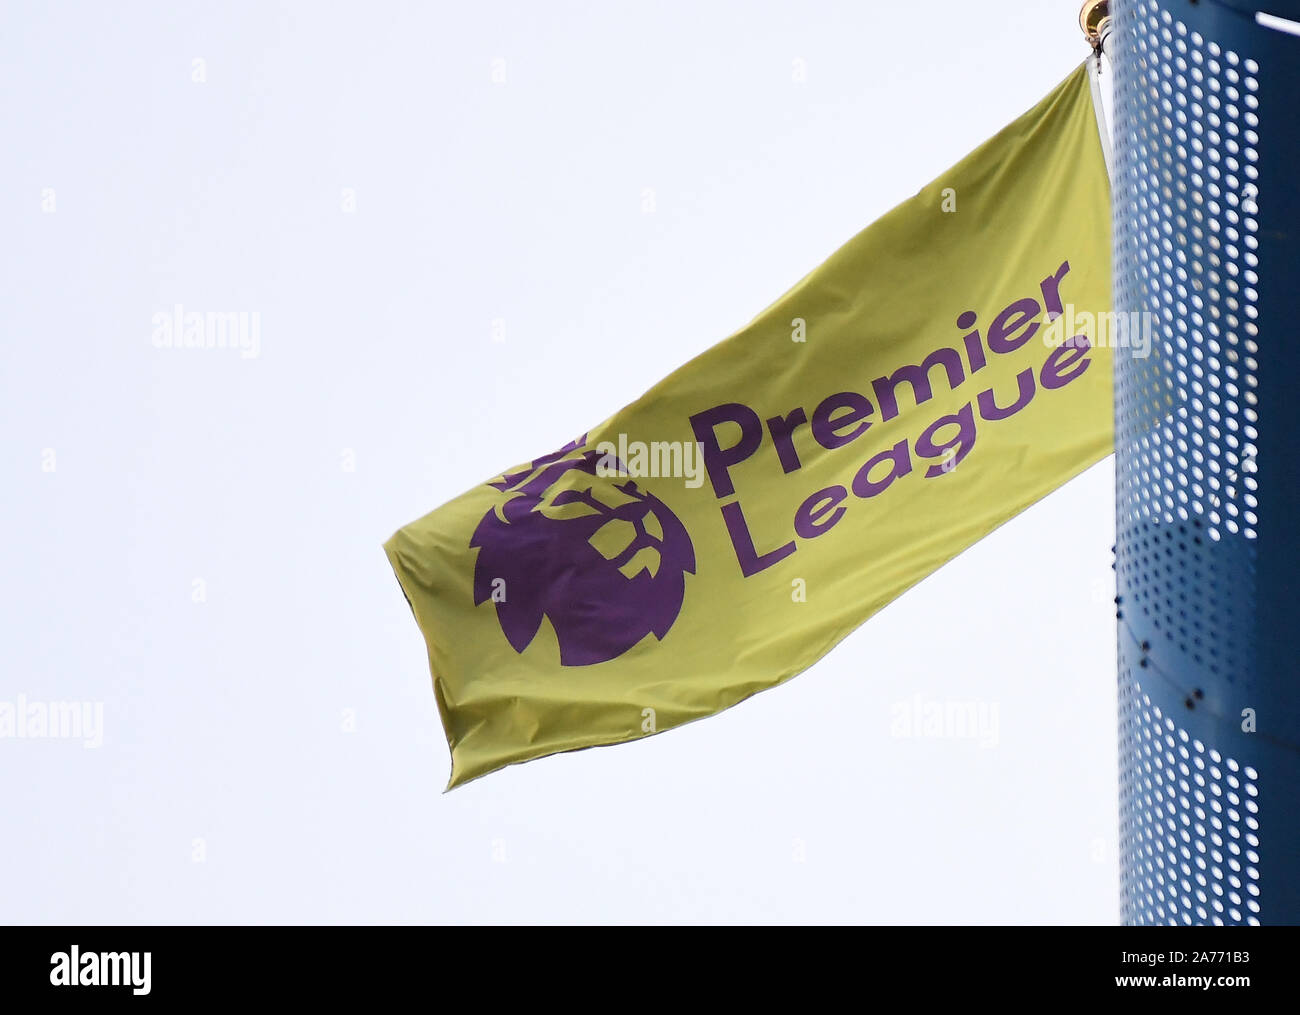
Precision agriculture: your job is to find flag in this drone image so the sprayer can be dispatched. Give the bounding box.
[385,63,1112,788]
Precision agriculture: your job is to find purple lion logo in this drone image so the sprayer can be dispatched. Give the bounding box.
[471,436,696,666]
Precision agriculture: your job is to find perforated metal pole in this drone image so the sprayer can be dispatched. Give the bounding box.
[1108,0,1300,925]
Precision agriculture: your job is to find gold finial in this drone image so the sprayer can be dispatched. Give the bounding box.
[1079,0,1111,51]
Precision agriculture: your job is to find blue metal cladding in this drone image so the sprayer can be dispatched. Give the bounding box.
[1111,0,1300,924]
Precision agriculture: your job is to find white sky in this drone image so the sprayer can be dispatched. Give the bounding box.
[0,0,1118,923]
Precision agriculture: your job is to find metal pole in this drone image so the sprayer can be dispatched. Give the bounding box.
[1082,2,1116,181]
[1104,0,1300,925]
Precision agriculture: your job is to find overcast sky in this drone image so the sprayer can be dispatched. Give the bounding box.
[1,0,1119,923]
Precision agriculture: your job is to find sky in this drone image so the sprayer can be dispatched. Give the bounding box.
[0,0,1120,923]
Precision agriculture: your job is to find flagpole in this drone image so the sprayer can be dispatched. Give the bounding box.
[1080,1,1114,180]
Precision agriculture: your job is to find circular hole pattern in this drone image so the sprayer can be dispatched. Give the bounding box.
[1119,674,1261,926]
[1111,0,1261,681]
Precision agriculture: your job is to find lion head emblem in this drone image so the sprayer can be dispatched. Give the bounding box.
[471,436,696,666]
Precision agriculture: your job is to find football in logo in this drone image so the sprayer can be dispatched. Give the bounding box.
[471,438,695,666]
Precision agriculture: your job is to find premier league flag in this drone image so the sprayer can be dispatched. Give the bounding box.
[386,64,1112,788]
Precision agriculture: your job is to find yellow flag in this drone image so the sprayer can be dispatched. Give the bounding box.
[386,64,1112,788]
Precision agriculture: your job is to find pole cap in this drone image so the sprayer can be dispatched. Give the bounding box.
[1079,0,1111,51]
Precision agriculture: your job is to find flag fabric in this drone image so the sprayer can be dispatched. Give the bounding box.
[385,63,1113,788]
